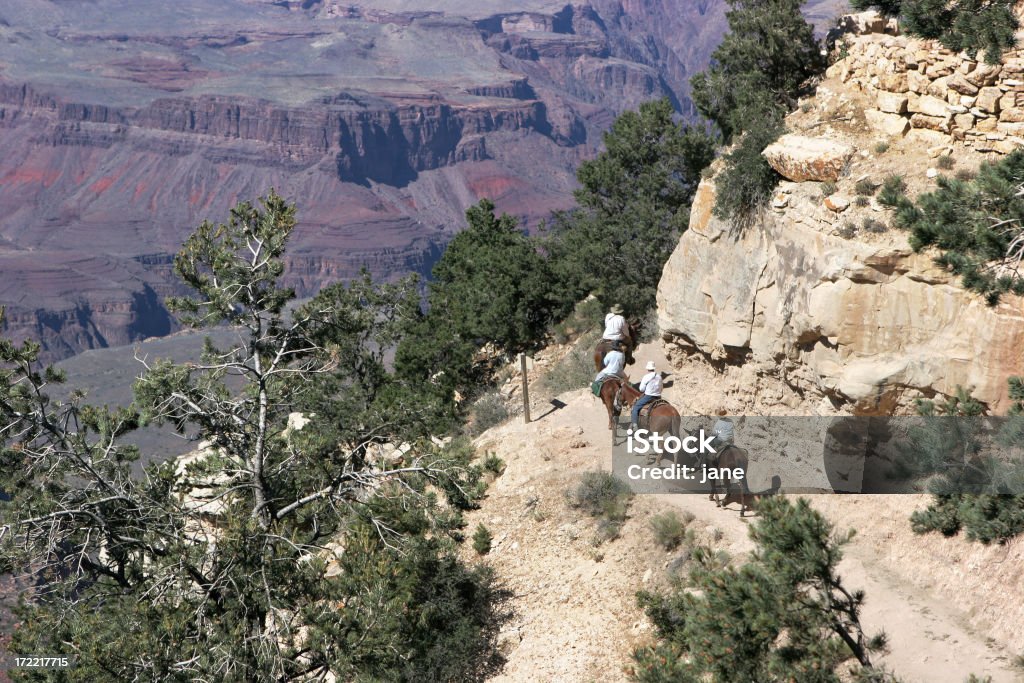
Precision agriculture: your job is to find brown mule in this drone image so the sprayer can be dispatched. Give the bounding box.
[597,377,631,430]
[607,382,682,465]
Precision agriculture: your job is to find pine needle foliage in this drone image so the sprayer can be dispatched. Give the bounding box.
[850,0,1017,63]
[634,497,894,682]
[886,150,1024,304]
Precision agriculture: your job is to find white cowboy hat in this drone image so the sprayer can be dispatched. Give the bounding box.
[645,361,656,371]
[610,303,623,314]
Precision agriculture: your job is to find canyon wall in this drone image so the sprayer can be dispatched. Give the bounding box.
[0,0,849,361]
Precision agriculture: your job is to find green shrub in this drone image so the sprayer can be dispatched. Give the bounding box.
[912,495,1024,544]
[955,168,976,182]
[877,174,907,207]
[862,217,887,233]
[568,471,634,523]
[482,453,506,476]
[855,195,871,207]
[470,391,509,436]
[855,178,877,196]
[594,518,625,545]
[473,524,493,555]
[820,180,838,198]
[937,154,955,170]
[873,141,890,154]
[542,333,600,396]
[839,222,858,239]
[889,151,1024,303]
[909,381,1024,545]
[851,0,1018,63]
[712,118,785,224]
[649,510,691,550]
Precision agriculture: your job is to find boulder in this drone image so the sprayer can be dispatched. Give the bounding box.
[916,94,953,117]
[824,195,850,212]
[834,11,892,35]
[965,62,1002,87]
[877,91,908,114]
[761,135,856,183]
[1000,107,1024,123]
[976,86,1002,114]
[910,113,952,133]
[865,109,910,136]
[953,112,976,131]
[879,72,908,92]
[947,72,980,96]
[907,70,930,93]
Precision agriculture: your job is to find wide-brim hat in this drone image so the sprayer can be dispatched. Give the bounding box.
[610,303,623,314]
[645,361,656,371]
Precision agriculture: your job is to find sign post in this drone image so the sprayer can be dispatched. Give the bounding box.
[520,353,531,424]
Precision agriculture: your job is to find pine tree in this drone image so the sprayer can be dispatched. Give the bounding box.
[908,380,1024,545]
[850,0,1017,63]
[691,0,824,142]
[429,199,559,352]
[0,191,505,680]
[544,97,716,318]
[887,150,1024,304]
[634,498,892,683]
[690,0,824,222]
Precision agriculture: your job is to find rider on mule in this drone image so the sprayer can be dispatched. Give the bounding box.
[594,346,627,382]
[593,304,636,371]
[603,304,632,352]
[630,360,662,430]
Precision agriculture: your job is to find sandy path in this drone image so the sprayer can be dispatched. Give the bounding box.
[474,339,1023,682]
[632,341,1023,682]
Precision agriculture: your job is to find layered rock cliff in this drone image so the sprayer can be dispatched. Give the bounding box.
[656,14,1024,415]
[0,0,846,361]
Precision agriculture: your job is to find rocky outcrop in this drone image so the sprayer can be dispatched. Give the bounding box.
[830,14,1024,153]
[657,180,1024,414]
[762,135,856,182]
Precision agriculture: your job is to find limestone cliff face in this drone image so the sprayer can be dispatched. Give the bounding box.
[657,179,1024,415]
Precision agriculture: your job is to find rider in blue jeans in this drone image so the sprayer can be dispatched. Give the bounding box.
[631,360,663,429]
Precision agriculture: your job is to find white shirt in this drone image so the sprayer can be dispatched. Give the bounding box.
[639,371,662,396]
[603,313,626,340]
[600,350,625,377]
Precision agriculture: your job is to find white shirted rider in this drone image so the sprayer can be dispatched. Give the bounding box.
[603,304,627,346]
[630,360,662,430]
[595,348,626,382]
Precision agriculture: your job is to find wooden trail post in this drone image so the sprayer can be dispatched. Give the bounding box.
[520,353,531,424]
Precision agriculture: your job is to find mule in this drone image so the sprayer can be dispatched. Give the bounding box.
[608,383,683,465]
[597,377,630,431]
[705,445,751,517]
[593,320,638,371]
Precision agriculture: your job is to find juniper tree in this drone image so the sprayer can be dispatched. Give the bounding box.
[0,191,504,681]
[544,97,716,318]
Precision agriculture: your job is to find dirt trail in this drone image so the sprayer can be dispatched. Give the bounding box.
[470,340,1024,682]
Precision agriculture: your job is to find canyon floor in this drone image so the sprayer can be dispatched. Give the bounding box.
[466,340,1024,682]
